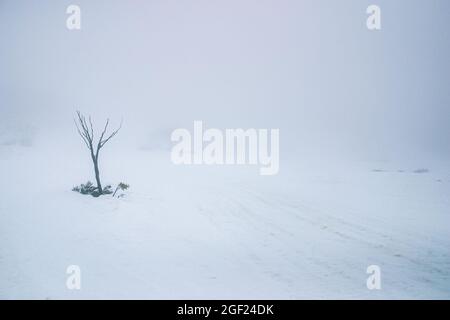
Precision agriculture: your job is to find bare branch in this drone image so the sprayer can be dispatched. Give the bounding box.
[99,118,122,149]
[88,116,94,141]
[98,119,110,147]
[74,118,90,150]
[74,111,95,150]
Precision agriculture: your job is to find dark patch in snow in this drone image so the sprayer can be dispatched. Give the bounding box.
[413,168,429,174]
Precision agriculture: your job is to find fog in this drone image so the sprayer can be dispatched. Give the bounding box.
[1,0,449,162]
[1,1,450,299]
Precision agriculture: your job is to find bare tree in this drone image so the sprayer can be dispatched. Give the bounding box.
[74,111,122,195]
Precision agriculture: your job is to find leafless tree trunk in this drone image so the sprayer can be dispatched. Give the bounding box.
[74,111,122,195]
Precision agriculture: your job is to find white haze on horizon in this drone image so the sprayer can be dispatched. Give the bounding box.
[1,0,449,164]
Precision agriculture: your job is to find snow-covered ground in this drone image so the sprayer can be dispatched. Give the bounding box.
[0,144,449,299]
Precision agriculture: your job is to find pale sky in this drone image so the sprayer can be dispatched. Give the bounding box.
[1,0,449,161]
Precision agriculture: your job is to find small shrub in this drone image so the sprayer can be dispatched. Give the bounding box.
[112,182,130,197]
[72,181,97,195]
[102,185,113,194]
[72,181,113,197]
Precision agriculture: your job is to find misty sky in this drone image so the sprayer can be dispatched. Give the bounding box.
[0,0,449,161]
